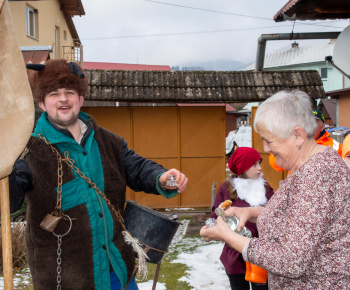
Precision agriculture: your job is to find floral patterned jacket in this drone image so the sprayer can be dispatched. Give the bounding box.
[248,147,350,289]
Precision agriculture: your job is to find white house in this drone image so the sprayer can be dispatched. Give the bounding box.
[245,40,347,93]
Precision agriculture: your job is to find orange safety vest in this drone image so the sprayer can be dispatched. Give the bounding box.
[269,131,342,171]
[316,131,342,155]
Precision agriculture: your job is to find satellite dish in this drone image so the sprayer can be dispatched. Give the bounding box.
[333,25,350,75]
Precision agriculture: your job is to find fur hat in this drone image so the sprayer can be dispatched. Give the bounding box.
[28,59,88,103]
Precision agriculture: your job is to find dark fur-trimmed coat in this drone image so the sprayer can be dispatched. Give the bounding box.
[23,112,167,289]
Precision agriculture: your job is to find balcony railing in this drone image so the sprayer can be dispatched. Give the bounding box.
[62,42,83,67]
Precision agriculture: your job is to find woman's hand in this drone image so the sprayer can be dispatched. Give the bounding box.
[225,206,263,231]
[200,217,250,253]
[200,216,231,242]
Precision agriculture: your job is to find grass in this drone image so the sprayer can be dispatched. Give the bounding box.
[136,258,191,289]
[135,218,195,289]
[1,218,201,289]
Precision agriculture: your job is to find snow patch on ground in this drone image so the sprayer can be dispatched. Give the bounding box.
[0,219,230,289]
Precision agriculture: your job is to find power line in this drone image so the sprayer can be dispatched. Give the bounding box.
[143,0,347,29]
[144,0,272,20]
[80,22,345,41]
[81,25,293,40]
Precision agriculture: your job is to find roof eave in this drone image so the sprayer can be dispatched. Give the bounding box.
[58,0,85,16]
[63,12,80,44]
[274,0,350,22]
[58,0,85,43]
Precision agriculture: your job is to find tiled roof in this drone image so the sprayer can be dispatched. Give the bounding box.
[84,62,172,71]
[85,69,325,103]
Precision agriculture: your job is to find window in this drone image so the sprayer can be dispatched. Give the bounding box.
[320,67,328,80]
[26,6,37,38]
[64,30,67,41]
[55,26,60,58]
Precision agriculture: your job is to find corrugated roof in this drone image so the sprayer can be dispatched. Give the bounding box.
[83,62,172,71]
[274,0,350,22]
[245,41,335,70]
[84,69,325,103]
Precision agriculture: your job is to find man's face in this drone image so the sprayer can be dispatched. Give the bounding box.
[38,88,84,129]
[314,119,325,140]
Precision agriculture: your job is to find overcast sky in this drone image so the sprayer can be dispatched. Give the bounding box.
[73,0,349,68]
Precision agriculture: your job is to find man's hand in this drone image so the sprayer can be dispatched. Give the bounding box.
[159,169,188,193]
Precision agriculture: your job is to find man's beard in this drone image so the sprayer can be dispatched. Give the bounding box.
[49,112,79,129]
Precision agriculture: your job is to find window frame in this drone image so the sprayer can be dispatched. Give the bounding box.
[320,67,328,80]
[26,6,36,38]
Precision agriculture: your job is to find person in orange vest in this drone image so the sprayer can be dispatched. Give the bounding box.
[342,133,350,168]
[313,109,342,154]
[269,109,342,171]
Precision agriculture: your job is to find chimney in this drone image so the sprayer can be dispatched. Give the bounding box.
[292,42,299,48]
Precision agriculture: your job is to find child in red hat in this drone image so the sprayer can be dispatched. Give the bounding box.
[211,147,274,290]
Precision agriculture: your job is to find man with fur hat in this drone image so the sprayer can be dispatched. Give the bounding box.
[11,59,188,289]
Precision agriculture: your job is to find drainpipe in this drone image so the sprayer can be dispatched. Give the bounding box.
[255,32,341,71]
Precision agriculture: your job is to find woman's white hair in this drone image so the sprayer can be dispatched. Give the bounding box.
[254,90,316,139]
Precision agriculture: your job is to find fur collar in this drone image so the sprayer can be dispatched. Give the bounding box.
[231,174,267,207]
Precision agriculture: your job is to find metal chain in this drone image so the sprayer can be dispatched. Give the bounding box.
[35,133,127,230]
[53,215,72,290]
[57,235,62,290]
[56,154,63,217]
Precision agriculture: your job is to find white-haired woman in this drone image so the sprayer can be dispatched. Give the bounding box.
[200,90,350,288]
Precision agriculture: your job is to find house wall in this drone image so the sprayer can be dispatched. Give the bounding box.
[9,0,75,59]
[266,62,345,92]
[339,93,350,128]
[81,106,226,209]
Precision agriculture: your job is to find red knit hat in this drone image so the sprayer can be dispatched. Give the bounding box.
[228,147,262,175]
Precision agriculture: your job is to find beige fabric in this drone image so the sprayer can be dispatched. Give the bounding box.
[0,0,34,179]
